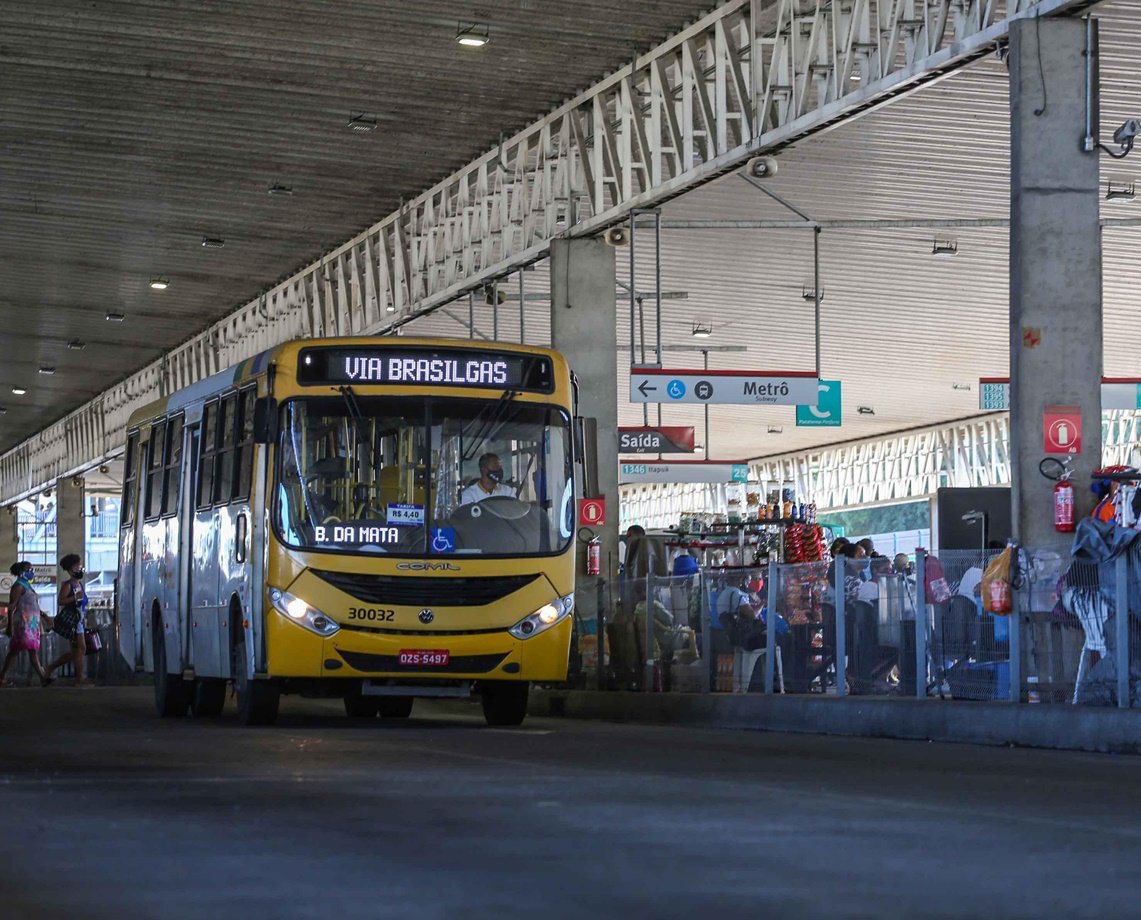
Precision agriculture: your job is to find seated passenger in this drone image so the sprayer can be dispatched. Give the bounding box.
[459,453,516,505]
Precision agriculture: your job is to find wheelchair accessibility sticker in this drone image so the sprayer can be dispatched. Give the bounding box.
[430,527,456,553]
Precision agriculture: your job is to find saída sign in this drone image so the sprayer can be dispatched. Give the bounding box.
[618,427,696,454]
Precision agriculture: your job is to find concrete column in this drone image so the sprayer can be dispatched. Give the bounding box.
[0,505,18,567]
[1010,17,1101,546]
[56,476,86,569]
[550,238,619,574]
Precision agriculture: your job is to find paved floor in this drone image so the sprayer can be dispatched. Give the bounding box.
[2,687,1141,919]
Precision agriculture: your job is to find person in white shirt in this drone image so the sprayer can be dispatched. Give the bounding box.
[459,453,515,505]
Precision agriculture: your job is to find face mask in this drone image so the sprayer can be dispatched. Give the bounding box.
[22,571,33,583]
[487,468,504,483]
[72,569,85,580]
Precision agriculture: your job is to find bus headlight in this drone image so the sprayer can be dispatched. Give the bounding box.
[508,594,574,640]
[269,588,339,637]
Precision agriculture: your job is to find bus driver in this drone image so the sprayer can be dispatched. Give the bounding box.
[460,453,516,505]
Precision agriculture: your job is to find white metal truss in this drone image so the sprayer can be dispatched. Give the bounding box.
[0,0,1097,502]
[621,411,1141,528]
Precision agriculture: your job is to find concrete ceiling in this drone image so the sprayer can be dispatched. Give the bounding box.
[0,0,715,453]
[405,0,1141,463]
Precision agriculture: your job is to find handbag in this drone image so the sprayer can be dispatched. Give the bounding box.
[54,604,81,641]
[84,629,103,654]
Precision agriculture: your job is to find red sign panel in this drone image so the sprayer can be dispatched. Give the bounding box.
[1044,406,1082,454]
[578,497,606,527]
[618,426,696,454]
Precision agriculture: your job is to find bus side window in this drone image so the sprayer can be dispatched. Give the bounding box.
[216,393,238,503]
[122,431,139,527]
[198,402,218,509]
[144,420,166,521]
[234,389,256,502]
[161,415,183,517]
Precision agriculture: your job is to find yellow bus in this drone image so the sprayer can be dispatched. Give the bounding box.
[117,337,580,726]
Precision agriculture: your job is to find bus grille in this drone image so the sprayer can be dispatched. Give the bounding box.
[336,650,509,674]
[311,571,538,607]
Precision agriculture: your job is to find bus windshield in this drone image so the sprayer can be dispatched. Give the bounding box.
[274,395,574,558]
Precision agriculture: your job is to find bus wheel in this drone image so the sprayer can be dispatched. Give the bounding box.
[378,697,414,719]
[343,695,380,718]
[191,678,227,717]
[232,636,280,726]
[481,682,529,727]
[153,628,191,719]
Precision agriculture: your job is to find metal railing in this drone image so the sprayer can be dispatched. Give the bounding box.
[577,534,1141,709]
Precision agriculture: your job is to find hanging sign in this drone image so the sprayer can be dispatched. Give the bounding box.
[618,427,696,454]
[979,378,1141,411]
[578,497,606,526]
[629,368,818,405]
[795,380,842,427]
[1044,406,1082,454]
[619,461,750,485]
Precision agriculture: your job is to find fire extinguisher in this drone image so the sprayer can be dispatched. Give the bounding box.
[1054,471,1075,533]
[586,537,601,576]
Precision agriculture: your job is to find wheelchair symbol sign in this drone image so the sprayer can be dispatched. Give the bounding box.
[666,380,686,399]
[430,527,456,553]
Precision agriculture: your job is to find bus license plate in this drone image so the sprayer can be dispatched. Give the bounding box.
[399,649,450,666]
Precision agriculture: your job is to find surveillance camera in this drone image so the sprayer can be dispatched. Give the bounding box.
[743,156,779,179]
[603,227,630,247]
[1113,119,1141,146]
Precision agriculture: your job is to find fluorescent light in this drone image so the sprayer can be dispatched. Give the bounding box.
[1106,182,1136,201]
[67,340,86,350]
[267,184,293,196]
[691,321,713,338]
[149,277,169,290]
[801,284,824,303]
[857,406,875,416]
[11,388,26,396]
[932,239,958,256]
[201,236,226,249]
[456,23,490,46]
[105,312,126,322]
[347,113,377,133]
[38,367,55,376]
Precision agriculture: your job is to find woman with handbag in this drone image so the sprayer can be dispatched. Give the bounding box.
[0,561,52,687]
[44,553,93,687]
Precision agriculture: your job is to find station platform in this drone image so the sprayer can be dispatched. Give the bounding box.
[531,689,1141,755]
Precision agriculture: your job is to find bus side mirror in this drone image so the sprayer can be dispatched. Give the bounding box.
[575,416,600,499]
[253,397,278,444]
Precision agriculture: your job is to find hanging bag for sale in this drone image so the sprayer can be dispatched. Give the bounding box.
[923,553,953,604]
[981,546,1014,615]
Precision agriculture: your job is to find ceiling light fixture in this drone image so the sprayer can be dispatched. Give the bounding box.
[201,236,226,249]
[11,388,26,396]
[857,405,875,415]
[347,113,378,133]
[38,367,55,376]
[1105,181,1136,201]
[67,340,86,350]
[767,426,783,434]
[456,23,490,47]
[385,304,396,313]
[149,277,169,290]
[691,321,713,338]
[105,312,126,322]
[0,406,7,415]
[932,239,958,256]
[267,184,294,196]
[952,382,972,391]
[801,284,824,303]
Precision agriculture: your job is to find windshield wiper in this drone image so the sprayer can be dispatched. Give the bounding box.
[461,389,518,461]
[338,385,374,466]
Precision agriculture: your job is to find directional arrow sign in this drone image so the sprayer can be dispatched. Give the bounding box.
[629,368,818,405]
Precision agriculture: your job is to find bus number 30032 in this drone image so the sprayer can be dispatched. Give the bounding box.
[347,607,396,622]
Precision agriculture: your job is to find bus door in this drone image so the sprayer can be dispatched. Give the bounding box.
[118,431,146,669]
[191,399,229,678]
[180,425,210,674]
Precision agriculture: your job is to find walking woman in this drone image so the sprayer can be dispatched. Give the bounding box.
[45,553,92,687]
[0,561,51,687]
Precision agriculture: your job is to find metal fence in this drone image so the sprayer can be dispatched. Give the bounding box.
[590,536,1141,709]
[0,601,133,685]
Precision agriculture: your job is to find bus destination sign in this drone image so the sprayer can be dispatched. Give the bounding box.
[297,347,554,392]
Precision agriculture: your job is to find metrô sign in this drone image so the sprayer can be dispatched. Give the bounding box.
[618,426,696,454]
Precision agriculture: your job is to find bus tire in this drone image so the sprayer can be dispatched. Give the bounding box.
[153,624,191,719]
[481,681,528,727]
[343,695,380,718]
[232,636,279,726]
[191,678,227,717]
[377,697,414,719]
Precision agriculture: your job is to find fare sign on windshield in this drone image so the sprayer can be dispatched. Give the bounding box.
[297,347,554,392]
